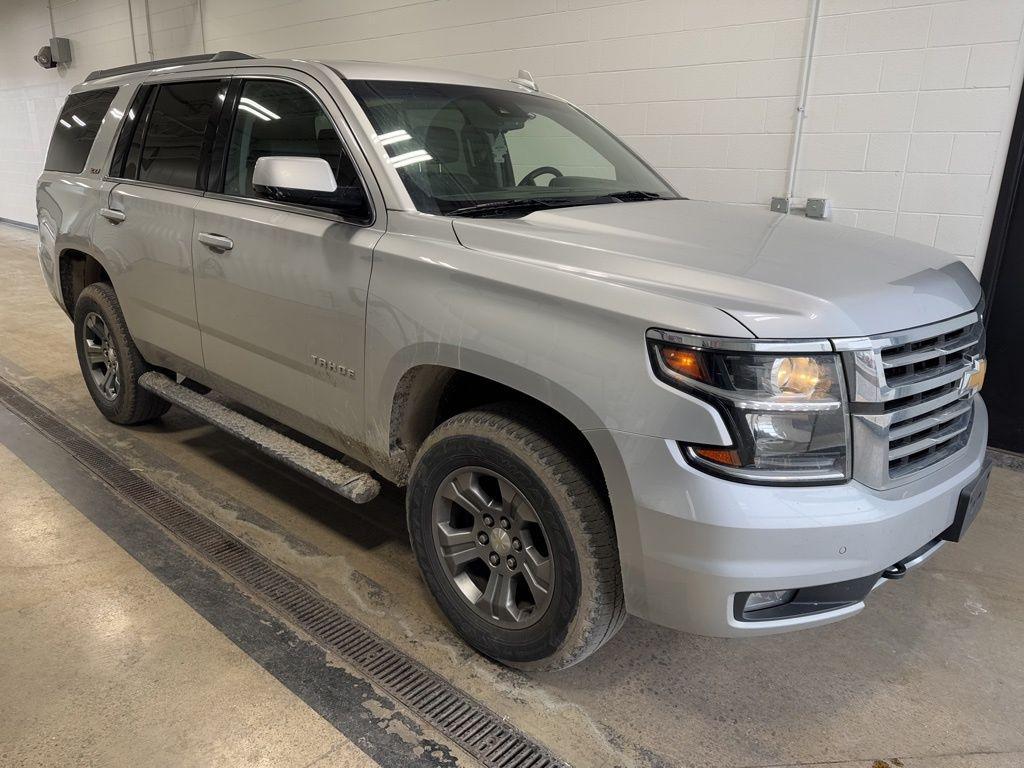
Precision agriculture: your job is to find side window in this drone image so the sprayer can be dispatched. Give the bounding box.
[137,80,224,189]
[44,88,118,173]
[223,79,367,216]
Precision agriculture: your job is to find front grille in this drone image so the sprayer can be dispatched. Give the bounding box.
[838,309,985,489]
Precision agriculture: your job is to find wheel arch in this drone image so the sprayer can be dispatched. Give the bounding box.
[380,350,608,494]
[57,244,113,317]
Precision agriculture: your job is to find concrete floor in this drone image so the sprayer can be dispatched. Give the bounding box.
[1,221,1023,768]
[0,440,376,768]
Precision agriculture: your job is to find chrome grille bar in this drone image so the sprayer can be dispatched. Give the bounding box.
[880,322,984,370]
[888,416,971,460]
[881,364,972,400]
[888,399,973,441]
[885,384,963,425]
[835,307,984,489]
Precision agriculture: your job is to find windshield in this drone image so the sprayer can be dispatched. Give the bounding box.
[346,79,678,215]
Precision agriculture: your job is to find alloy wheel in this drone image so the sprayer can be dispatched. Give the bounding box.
[431,467,554,629]
[81,311,120,401]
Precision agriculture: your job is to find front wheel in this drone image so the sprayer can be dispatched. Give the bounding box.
[407,405,625,670]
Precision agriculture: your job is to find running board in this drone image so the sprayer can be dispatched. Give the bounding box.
[138,372,380,503]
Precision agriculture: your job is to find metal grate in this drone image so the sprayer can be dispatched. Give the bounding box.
[0,376,567,768]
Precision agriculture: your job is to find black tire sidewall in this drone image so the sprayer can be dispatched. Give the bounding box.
[408,433,582,664]
[73,282,167,425]
[73,288,127,421]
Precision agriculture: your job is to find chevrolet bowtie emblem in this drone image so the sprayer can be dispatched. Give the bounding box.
[959,355,987,397]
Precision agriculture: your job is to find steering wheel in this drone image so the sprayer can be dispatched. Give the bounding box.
[518,166,564,186]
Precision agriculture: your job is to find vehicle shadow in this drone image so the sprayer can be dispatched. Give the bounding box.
[133,403,411,551]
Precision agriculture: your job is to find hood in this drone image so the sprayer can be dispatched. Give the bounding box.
[452,200,982,339]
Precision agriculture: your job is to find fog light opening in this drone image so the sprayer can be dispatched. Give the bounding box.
[744,589,797,613]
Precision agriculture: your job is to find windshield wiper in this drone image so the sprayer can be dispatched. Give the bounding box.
[446,191,679,218]
[606,190,676,202]
[446,197,596,217]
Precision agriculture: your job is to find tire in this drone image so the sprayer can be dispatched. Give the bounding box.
[407,404,626,671]
[73,282,170,425]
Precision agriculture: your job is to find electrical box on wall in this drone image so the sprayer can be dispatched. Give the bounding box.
[33,37,72,69]
[49,37,72,64]
[805,198,832,220]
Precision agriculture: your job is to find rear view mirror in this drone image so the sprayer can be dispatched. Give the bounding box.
[252,156,370,221]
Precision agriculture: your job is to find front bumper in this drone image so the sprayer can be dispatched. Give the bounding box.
[593,397,989,637]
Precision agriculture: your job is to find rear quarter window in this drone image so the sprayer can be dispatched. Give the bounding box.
[44,88,118,173]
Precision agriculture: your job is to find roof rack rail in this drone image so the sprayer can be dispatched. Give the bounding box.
[85,51,257,82]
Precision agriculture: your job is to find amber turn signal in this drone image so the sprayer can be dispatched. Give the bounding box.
[693,447,741,467]
[660,346,707,382]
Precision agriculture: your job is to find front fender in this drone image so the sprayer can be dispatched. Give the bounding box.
[363,213,739,473]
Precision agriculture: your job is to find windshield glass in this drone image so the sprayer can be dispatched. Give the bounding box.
[346,79,678,215]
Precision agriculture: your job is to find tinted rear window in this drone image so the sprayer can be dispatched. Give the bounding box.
[44,88,118,173]
[138,80,224,189]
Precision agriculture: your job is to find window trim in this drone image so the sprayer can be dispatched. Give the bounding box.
[207,74,376,228]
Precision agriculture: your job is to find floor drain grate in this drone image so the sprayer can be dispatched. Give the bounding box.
[0,377,568,768]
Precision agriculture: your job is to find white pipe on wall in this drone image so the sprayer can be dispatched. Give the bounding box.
[784,0,822,202]
[127,0,139,64]
[144,0,155,60]
[197,0,207,53]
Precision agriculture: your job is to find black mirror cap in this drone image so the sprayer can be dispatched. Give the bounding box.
[253,184,372,223]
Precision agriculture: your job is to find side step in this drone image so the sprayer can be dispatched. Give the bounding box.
[138,372,380,503]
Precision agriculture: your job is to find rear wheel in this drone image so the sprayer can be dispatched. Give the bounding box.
[407,404,625,670]
[73,282,170,425]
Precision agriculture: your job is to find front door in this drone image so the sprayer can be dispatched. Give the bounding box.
[193,75,382,453]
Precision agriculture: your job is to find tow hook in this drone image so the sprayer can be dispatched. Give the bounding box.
[881,562,907,580]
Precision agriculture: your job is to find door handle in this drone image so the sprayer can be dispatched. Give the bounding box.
[99,207,126,224]
[197,232,234,251]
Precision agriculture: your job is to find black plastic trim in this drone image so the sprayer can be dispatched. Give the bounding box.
[207,78,243,193]
[734,572,879,622]
[941,458,993,542]
[733,534,949,623]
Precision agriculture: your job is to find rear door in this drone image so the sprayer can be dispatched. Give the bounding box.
[192,72,383,452]
[92,78,228,373]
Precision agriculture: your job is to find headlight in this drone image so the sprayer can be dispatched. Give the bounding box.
[647,330,850,485]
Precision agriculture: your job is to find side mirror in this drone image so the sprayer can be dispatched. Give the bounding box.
[252,156,370,220]
[253,156,337,195]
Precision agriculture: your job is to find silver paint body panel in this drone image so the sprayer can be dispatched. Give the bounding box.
[36,58,989,636]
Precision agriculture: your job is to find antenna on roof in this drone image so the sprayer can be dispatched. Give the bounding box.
[510,69,538,91]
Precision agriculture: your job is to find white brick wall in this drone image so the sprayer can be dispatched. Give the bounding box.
[0,0,200,224]
[2,0,1023,271]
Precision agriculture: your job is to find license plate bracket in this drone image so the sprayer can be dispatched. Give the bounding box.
[942,459,993,543]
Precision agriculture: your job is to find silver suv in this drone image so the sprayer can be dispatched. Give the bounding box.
[36,52,991,669]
